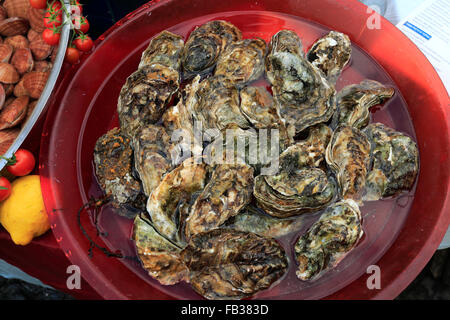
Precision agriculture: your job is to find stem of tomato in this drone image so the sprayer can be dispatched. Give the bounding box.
[0,155,16,166]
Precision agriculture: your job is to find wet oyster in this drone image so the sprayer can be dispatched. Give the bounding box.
[325,125,371,201]
[185,163,254,239]
[332,80,395,129]
[133,124,175,197]
[294,199,363,281]
[93,127,144,217]
[254,167,335,218]
[181,228,288,300]
[307,31,352,85]
[117,64,179,137]
[363,123,419,200]
[182,20,242,78]
[146,157,208,243]
[266,30,336,136]
[133,213,189,285]
[225,205,304,238]
[215,38,266,86]
[139,30,185,70]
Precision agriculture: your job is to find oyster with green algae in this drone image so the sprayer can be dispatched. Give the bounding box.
[182,20,242,78]
[265,29,336,136]
[294,199,363,281]
[180,228,288,300]
[307,31,352,85]
[332,80,395,129]
[325,125,371,201]
[363,123,419,200]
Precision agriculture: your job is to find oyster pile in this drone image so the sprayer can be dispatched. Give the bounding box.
[93,21,419,299]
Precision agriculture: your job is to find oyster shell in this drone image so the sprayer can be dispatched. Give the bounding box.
[214,38,266,86]
[325,125,371,201]
[307,31,351,85]
[185,163,254,239]
[182,20,242,78]
[266,30,336,136]
[332,80,395,129]
[139,30,184,70]
[133,124,175,197]
[294,199,363,281]
[363,123,419,200]
[254,167,335,218]
[93,127,144,217]
[117,64,179,137]
[146,157,207,243]
[133,213,189,285]
[180,228,288,300]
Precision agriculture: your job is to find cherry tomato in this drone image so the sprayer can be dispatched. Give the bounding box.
[47,0,62,13]
[6,149,36,177]
[0,177,11,201]
[70,0,83,16]
[73,16,89,34]
[65,47,80,64]
[73,35,93,52]
[44,10,63,28]
[42,27,61,46]
[29,0,47,9]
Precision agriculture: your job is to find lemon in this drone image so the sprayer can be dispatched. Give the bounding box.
[0,175,50,245]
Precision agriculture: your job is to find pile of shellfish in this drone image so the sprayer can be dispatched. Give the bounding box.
[93,21,419,299]
[0,0,55,154]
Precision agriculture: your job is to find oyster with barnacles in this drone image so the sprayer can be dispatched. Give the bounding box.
[133,124,175,197]
[146,157,208,244]
[363,123,419,200]
[294,199,363,281]
[117,64,179,138]
[254,167,335,218]
[139,30,185,70]
[180,228,288,300]
[93,127,144,218]
[182,20,242,78]
[266,30,336,136]
[133,213,189,285]
[307,31,352,85]
[224,205,305,238]
[326,125,371,201]
[215,38,266,86]
[331,80,395,129]
[185,163,254,239]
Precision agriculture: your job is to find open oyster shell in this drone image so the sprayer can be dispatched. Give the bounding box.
[363,123,419,200]
[214,38,266,86]
[182,20,242,78]
[294,199,363,281]
[325,125,371,201]
[266,30,336,136]
[332,80,395,129]
[307,31,351,85]
[133,213,189,285]
[185,163,254,239]
[181,228,288,300]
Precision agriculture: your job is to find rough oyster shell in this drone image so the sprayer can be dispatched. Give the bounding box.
[363,123,419,200]
[325,125,371,201]
[180,228,288,300]
[146,157,207,243]
[182,20,242,78]
[139,30,184,70]
[214,38,266,86]
[133,124,175,197]
[307,31,352,85]
[294,199,363,281]
[117,64,179,138]
[93,127,144,218]
[332,80,395,129]
[133,213,189,285]
[185,163,254,239]
[266,30,336,136]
